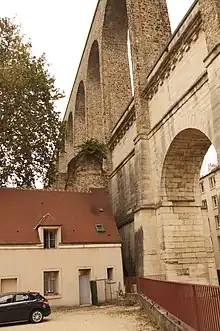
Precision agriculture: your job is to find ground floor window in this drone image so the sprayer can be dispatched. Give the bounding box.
[0,278,17,293]
[44,271,59,296]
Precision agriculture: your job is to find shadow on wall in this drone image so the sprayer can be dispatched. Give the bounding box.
[135,226,144,277]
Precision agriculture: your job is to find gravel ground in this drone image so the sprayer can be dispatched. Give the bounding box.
[1,305,157,331]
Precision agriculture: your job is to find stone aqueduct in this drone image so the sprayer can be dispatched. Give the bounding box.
[56,0,220,284]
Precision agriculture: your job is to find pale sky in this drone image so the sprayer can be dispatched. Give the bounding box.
[1,0,195,113]
[1,0,217,173]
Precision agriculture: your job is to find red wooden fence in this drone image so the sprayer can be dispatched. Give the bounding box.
[125,277,220,331]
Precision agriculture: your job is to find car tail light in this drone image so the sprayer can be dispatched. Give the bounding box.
[40,299,49,305]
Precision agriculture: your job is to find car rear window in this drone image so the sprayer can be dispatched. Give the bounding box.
[29,293,45,301]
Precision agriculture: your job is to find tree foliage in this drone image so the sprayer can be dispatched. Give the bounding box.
[0,18,64,187]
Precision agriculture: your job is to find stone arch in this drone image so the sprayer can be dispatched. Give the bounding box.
[159,128,217,284]
[87,40,103,140]
[74,81,86,150]
[67,112,73,145]
[102,0,132,130]
[161,128,211,202]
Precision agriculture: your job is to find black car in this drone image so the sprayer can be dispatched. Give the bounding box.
[0,292,51,325]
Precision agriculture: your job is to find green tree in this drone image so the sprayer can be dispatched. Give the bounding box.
[0,18,64,187]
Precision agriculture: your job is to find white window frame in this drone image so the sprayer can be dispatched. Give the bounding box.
[215,215,220,229]
[202,199,207,209]
[209,176,216,189]
[44,229,57,249]
[0,277,19,293]
[200,182,205,193]
[212,195,218,209]
[38,226,61,249]
[43,270,60,297]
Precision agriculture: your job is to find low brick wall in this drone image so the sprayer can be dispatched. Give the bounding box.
[128,294,195,331]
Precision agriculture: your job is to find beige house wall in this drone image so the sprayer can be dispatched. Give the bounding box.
[0,244,124,307]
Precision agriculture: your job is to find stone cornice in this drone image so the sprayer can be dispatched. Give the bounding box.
[108,104,136,151]
[134,200,200,213]
[142,10,202,101]
[111,98,134,135]
[133,133,148,145]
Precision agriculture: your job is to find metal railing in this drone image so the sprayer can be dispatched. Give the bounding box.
[125,277,220,331]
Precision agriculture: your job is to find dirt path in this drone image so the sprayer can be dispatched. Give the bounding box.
[2,306,157,331]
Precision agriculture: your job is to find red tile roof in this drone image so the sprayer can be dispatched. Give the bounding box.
[0,188,121,245]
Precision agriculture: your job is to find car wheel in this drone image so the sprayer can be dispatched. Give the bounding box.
[30,310,43,323]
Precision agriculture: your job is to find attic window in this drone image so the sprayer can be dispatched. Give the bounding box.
[95,224,105,233]
[44,229,57,249]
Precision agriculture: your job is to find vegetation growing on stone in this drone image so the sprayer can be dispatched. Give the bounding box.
[76,139,107,164]
[0,18,64,188]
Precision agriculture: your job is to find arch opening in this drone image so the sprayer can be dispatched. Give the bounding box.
[102,0,133,129]
[160,129,218,284]
[67,113,73,145]
[161,129,212,202]
[201,145,218,176]
[74,81,86,149]
[87,40,103,141]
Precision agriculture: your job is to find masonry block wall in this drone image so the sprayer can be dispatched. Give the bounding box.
[56,0,220,285]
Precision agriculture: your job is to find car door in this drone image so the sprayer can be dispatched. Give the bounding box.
[8,293,32,322]
[0,294,14,323]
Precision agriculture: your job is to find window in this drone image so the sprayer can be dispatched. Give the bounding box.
[215,215,220,229]
[209,176,216,189]
[218,237,220,251]
[202,199,208,209]
[0,294,13,305]
[95,224,105,233]
[44,230,57,248]
[1,278,17,292]
[200,182,205,193]
[44,271,59,296]
[107,267,114,281]
[29,293,45,301]
[14,294,29,302]
[217,270,220,285]
[212,195,218,209]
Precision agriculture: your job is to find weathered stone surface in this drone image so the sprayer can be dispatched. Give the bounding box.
[56,0,220,285]
[199,0,220,52]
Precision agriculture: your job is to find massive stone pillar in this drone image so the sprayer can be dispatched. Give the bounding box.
[101,0,171,276]
[200,1,220,264]
[66,157,107,192]
[199,0,220,161]
[127,0,171,276]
